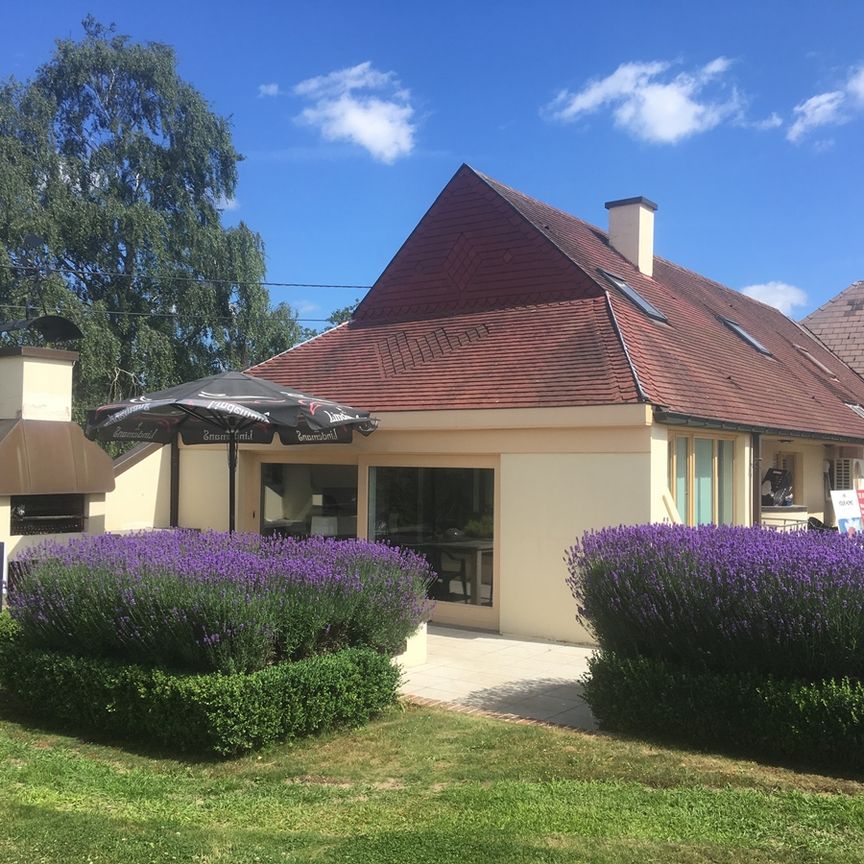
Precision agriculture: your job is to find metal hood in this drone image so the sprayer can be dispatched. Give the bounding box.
[0,419,115,495]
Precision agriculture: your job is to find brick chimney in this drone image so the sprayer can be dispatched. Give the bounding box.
[605,196,657,278]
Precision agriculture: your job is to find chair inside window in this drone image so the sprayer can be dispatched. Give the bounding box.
[438,549,469,602]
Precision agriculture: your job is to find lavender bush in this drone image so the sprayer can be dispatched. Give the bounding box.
[566,524,864,681]
[11,531,434,674]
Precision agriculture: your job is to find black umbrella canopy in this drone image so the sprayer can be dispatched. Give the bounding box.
[85,371,376,445]
[85,371,377,531]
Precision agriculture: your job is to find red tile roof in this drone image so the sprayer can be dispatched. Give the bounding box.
[249,165,864,441]
[802,281,864,377]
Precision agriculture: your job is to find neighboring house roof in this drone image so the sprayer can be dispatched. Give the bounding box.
[802,281,864,378]
[250,164,864,442]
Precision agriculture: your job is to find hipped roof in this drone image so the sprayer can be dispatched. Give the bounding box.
[250,164,864,441]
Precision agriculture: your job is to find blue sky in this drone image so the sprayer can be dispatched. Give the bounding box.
[3,1,863,326]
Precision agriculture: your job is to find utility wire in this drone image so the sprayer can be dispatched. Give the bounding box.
[0,303,336,325]
[0,261,370,291]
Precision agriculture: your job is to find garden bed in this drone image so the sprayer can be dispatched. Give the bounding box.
[567,524,864,768]
[2,531,432,754]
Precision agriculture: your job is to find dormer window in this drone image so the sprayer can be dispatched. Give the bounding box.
[719,317,772,356]
[598,269,668,323]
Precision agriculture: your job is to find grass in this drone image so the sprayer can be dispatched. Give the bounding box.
[0,697,863,863]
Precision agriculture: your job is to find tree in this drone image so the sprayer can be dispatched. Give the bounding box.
[326,299,360,327]
[0,17,302,419]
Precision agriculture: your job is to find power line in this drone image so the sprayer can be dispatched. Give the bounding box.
[0,303,336,325]
[0,261,370,291]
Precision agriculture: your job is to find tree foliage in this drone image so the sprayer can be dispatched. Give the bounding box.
[0,17,301,417]
[327,299,360,327]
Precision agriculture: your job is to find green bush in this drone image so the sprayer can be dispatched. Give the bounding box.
[585,650,864,770]
[0,632,400,756]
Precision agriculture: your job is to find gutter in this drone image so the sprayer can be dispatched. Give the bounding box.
[653,407,864,446]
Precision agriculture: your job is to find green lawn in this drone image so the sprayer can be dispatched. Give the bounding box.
[1,698,863,863]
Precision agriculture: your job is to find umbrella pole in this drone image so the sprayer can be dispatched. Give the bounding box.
[228,431,238,533]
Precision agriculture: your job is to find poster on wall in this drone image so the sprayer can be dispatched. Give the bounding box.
[831,490,863,536]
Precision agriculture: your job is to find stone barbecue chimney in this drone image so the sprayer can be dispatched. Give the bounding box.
[604,196,657,278]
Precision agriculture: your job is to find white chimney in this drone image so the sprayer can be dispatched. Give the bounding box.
[605,196,657,278]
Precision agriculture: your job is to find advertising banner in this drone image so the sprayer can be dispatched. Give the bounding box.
[831,490,863,536]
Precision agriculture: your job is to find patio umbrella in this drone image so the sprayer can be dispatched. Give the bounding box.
[85,371,376,531]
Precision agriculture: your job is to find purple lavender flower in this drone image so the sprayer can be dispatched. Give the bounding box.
[11,530,434,674]
[566,524,864,680]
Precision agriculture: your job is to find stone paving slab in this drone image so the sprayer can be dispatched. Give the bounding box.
[399,624,597,731]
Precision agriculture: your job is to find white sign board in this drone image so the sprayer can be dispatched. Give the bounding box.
[830,490,863,536]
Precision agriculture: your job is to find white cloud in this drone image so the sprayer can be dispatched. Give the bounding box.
[293,61,415,163]
[749,112,783,130]
[787,90,845,142]
[787,64,864,142]
[846,66,864,103]
[544,57,742,144]
[295,300,321,316]
[258,83,282,98]
[740,281,807,316]
[214,194,239,211]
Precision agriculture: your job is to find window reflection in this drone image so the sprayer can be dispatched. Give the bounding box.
[369,467,494,606]
[261,464,357,538]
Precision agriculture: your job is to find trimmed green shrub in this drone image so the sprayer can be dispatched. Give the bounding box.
[585,650,864,770]
[0,634,400,756]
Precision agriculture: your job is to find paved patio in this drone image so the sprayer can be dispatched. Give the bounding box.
[400,625,597,729]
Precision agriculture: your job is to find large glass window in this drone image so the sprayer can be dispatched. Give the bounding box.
[369,467,494,606]
[668,434,735,526]
[261,463,357,538]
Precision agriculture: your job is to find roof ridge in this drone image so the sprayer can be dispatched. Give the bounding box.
[802,278,864,321]
[471,166,608,239]
[246,321,348,372]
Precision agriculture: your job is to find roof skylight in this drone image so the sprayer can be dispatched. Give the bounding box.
[719,317,772,356]
[846,403,864,421]
[598,269,668,323]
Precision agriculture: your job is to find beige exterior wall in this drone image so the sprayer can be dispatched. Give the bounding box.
[77,403,858,645]
[104,445,172,532]
[179,448,231,531]
[1,492,107,559]
[0,351,74,422]
[221,404,654,644]
[499,451,652,643]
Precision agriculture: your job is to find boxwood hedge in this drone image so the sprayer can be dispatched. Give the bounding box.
[0,614,400,756]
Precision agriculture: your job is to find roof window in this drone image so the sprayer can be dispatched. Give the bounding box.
[794,344,838,379]
[598,269,668,323]
[846,403,864,421]
[719,317,772,356]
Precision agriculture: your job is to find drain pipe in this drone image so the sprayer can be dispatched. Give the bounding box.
[751,432,762,526]
[170,437,180,528]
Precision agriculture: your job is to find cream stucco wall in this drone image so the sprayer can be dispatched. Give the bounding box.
[499,451,653,643]
[108,404,854,646]
[179,448,231,531]
[1,493,107,560]
[0,351,75,422]
[223,405,655,643]
[104,445,172,532]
